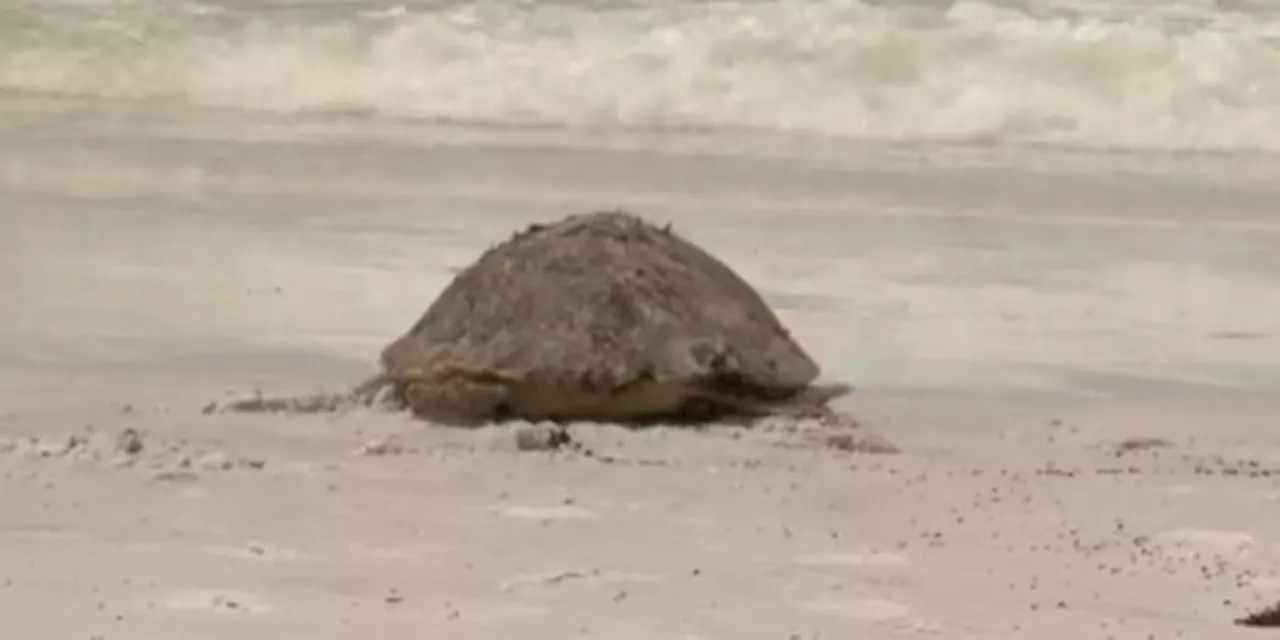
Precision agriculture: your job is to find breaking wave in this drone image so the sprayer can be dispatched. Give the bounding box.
[5,0,1280,152]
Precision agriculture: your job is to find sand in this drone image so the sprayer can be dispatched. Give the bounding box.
[4,137,1280,638]
[3,374,1280,639]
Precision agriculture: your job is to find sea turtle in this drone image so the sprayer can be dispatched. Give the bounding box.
[218,210,862,432]
[342,209,852,426]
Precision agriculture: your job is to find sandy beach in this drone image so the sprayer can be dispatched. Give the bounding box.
[4,370,1280,639]
[6,0,1280,636]
[5,154,1280,638]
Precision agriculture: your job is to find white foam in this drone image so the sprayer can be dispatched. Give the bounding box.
[4,0,1280,152]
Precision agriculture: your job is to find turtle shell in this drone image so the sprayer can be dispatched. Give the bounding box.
[380,210,823,398]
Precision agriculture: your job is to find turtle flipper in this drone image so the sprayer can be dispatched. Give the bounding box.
[350,373,395,407]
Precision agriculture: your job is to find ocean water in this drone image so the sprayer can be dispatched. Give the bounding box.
[3,0,1280,394]
[6,0,1280,152]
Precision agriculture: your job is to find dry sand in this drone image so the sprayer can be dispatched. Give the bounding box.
[4,187,1280,639]
[3,375,1280,639]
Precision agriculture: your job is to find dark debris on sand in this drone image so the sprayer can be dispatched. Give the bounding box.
[1237,601,1280,627]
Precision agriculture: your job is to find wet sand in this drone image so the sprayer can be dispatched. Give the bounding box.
[4,149,1280,638]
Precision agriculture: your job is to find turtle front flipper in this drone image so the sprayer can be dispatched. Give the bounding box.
[349,373,393,406]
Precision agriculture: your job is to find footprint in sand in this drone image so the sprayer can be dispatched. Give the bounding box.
[163,589,270,614]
